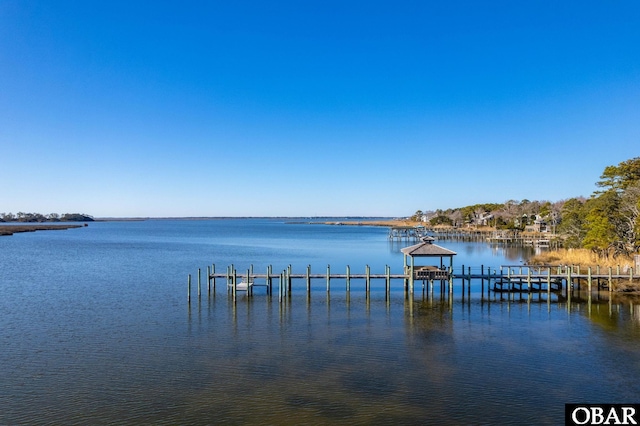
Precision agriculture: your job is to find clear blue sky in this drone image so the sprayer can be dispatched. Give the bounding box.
[1,1,639,217]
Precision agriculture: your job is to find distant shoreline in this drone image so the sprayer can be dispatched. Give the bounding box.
[318,219,415,227]
[0,218,406,235]
[0,224,84,236]
[92,216,397,222]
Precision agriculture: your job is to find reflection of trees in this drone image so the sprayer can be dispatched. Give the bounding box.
[387,239,406,253]
[402,299,457,393]
[406,299,454,342]
[502,246,535,262]
[489,245,536,262]
[578,293,640,330]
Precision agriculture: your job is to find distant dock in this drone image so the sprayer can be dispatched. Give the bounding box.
[388,226,558,247]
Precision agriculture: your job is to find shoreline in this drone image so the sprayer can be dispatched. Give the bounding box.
[320,219,417,227]
[0,224,84,236]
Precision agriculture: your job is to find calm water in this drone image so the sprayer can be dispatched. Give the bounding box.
[1,219,639,425]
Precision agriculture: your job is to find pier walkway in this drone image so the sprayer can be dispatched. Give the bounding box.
[186,264,637,303]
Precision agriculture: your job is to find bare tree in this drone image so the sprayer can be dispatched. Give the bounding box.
[618,182,640,254]
[450,210,463,227]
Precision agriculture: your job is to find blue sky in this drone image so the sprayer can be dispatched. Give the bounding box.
[1,1,639,217]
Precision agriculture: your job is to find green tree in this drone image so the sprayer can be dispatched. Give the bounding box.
[591,157,640,255]
[411,210,423,221]
[596,156,640,192]
[583,190,622,257]
[429,215,453,226]
[616,182,640,254]
[558,198,587,248]
[539,202,552,218]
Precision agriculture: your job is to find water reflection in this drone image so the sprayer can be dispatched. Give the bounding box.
[211,283,640,327]
[12,284,639,425]
[192,288,640,425]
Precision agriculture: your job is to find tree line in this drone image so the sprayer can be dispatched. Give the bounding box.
[413,157,640,258]
[0,212,94,222]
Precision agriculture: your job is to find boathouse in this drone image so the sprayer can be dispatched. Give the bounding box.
[401,237,457,282]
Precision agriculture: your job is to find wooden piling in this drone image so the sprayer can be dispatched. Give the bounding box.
[609,267,613,292]
[212,264,216,292]
[385,265,390,294]
[306,265,311,293]
[198,268,201,298]
[232,269,237,302]
[326,264,330,293]
[567,267,572,301]
[365,265,371,293]
[346,265,351,292]
[187,274,191,303]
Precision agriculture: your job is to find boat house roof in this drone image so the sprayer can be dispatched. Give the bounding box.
[400,238,457,257]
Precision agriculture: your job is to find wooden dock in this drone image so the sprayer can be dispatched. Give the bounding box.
[386,226,560,247]
[186,263,637,303]
[388,226,428,240]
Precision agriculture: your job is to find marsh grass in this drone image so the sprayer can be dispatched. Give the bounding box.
[529,249,640,291]
[529,248,635,269]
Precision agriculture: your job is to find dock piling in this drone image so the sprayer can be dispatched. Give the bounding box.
[326,264,331,293]
[609,267,613,292]
[232,268,237,302]
[366,265,370,294]
[385,265,390,294]
[346,265,351,292]
[187,274,191,304]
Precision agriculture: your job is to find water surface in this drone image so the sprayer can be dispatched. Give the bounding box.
[1,219,638,425]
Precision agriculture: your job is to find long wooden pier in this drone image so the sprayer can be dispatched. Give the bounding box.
[187,263,637,303]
